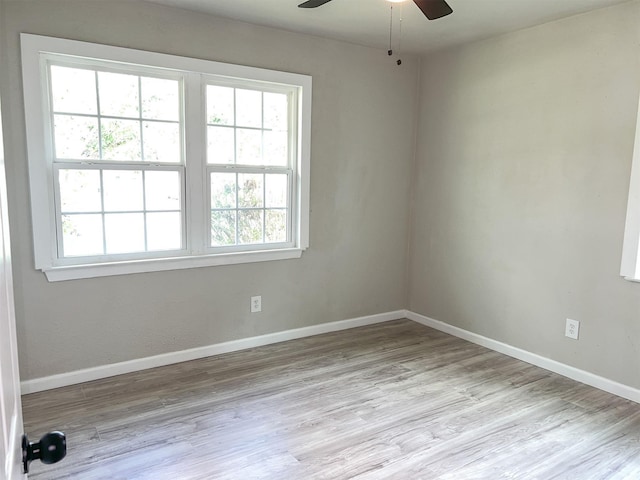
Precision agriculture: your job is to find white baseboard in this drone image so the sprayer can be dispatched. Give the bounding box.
[405,310,640,404]
[22,309,640,405]
[20,310,405,394]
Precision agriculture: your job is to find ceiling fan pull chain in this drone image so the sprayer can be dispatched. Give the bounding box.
[388,4,393,56]
[397,3,403,65]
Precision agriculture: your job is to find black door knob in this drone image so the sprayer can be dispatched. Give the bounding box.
[22,431,67,473]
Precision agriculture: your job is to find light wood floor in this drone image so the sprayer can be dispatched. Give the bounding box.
[22,319,640,479]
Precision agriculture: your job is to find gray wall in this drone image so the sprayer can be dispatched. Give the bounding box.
[409,1,640,388]
[1,0,417,380]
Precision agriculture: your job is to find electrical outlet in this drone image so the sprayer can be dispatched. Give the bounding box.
[565,318,580,340]
[250,295,262,313]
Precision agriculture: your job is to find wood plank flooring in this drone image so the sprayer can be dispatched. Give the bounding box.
[21,319,640,479]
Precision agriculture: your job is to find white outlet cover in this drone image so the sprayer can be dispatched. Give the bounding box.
[565,318,580,340]
[251,295,262,313]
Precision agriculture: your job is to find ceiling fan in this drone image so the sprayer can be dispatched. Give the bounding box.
[298,0,453,21]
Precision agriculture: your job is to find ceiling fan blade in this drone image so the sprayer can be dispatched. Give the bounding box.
[413,0,453,20]
[298,0,334,8]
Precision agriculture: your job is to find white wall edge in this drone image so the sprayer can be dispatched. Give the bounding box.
[20,310,405,394]
[405,310,640,404]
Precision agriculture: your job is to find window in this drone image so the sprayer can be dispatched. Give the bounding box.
[51,65,184,260]
[205,83,293,250]
[21,34,311,281]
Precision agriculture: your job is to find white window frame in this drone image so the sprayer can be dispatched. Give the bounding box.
[21,34,311,282]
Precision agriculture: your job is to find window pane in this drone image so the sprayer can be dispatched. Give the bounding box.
[236,129,262,165]
[238,173,263,208]
[238,210,263,244]
[207,85,234,125]
[265,174,288,208]
[264,92,287,131]
[264,131,288,166]
[147,212,181,250]
[104,213,144,254]
[50,65,97,115]
[207,126,234,164]
[211,210,236,246]
[54,115,99,160]
[141,77,180,121]
[59,169,102,213]
[62,214,104,256]
[145,171,181,211]
[265,209,287,243]
[103,170,143,212]
[101,119,142,161]
[236,89,262,128]
[143,121,180,163]
[98,71,139,118]
[211,172,236,209]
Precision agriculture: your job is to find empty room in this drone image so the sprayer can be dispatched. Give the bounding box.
[2,0,640,478]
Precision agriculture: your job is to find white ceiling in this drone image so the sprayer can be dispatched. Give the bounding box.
[144,0,631,54]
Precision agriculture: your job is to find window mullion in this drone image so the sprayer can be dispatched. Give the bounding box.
[95,71,103,159]
[142,170,148,251]
[52,164,64,260]
[261,93,266,243]
[184,73,206,254]
[138,76,145,162]
[235,172,239,246]
[262,173,266,243]
[99,169,107,255]
[233,90,239,247]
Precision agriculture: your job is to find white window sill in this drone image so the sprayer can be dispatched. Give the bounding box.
[42,248,304,282]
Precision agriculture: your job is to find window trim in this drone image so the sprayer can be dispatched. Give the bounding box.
[21,34,311,281]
